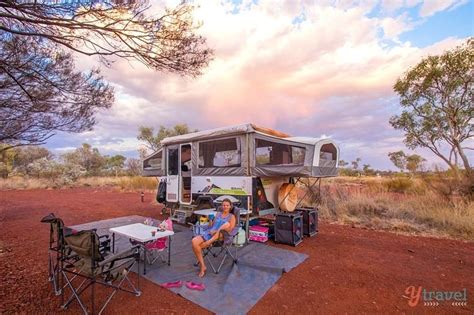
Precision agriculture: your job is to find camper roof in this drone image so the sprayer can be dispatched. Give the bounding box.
[160,123,290,145]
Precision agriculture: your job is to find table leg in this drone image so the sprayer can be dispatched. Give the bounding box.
[112,233,115,253]
[245,212,250,244]
[168,236,171,266]
[143,245,147,275]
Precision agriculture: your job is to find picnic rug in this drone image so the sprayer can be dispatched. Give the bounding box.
[71,215,308,315]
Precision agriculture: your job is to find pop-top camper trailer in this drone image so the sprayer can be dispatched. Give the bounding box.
[142,123,339,224]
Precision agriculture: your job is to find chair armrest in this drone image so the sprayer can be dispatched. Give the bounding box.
[99,245,140,267]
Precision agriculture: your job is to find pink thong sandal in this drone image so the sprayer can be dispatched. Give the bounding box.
[160,280,183,289]
[185,281,206,291]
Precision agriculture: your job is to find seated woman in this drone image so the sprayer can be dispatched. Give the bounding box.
[191,199,236,277]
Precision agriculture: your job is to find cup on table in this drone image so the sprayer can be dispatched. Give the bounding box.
[151,230,156,236]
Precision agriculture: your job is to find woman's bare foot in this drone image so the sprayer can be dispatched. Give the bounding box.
[198,267,206,278]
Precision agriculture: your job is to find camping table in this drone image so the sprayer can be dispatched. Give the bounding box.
[194,208,252,244]
[109,223,174,275]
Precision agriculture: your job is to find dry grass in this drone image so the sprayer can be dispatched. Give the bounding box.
[2,174,472,240]
[312,177,474,240]
[0,176,158,192]
[0,176,51,190]
[116,176,158,191]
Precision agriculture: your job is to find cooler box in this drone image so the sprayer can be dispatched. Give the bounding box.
[249,225,269,243]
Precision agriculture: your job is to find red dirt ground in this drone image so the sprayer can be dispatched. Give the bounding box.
[0,188,473,314]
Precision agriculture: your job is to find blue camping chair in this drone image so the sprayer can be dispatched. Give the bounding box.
[197,206,240,274]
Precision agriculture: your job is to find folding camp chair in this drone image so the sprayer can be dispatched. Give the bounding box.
[40,213,81,295]
[198,207,240,274]
[61,229,141,315]
[41,213,111,296]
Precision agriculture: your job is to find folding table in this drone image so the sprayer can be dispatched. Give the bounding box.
[109,223,174,274]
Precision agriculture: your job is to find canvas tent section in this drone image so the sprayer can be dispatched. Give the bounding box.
[249,134,339,177]
[192,134,248,176]
[313,139,339,176]
[142,123,339,178]
[142,149,164,177]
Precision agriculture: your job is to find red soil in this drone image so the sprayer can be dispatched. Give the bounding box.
[0,188,472,314]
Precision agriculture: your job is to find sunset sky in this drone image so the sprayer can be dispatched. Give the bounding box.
[47,0,473,170]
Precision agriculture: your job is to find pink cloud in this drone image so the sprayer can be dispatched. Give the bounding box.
[56,0,471,169]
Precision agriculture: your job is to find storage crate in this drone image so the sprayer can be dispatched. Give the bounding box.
[249,225,269,243]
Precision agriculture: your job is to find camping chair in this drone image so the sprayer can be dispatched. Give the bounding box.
[199,206,240,274]
[40,213,112,296]
[61,229,141,315]
[40,213,81,295]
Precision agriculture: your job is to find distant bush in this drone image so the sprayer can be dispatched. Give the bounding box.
[383,177,413,193]
[117,176,157,191]
[338,168,360,177]
[421,172,473,202]
[307,177,474,240]
[25,158,85,186]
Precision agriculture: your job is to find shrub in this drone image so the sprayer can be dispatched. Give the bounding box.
[421,172,473,202]
[383,177,413,193]
[311,178,474,240]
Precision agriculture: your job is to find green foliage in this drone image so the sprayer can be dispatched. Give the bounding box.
[362,164,376,176]
[391,38,473,176]
[13,146,54,175]
[26,158,84,185]
[338,168,360,177]
[388,150,426,173]
[62,143,105,176]
[388,151,406,171]
[406,154,426,173]
[105,155,126,176]
[137,124,196,152]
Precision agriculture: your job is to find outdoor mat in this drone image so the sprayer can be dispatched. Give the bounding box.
[71,216,308,315]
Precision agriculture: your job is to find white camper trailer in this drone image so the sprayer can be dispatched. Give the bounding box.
[142,123,339,221]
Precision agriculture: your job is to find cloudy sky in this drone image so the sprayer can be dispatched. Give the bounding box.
[47,0,473,170]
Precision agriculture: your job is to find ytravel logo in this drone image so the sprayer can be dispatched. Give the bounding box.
[404,286,468,307]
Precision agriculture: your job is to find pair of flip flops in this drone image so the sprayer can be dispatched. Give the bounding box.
[160,280,205,291]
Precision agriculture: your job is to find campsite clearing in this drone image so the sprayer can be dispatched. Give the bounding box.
[0,188,472,314]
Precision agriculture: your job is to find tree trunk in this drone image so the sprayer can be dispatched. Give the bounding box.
[455,143,472,177]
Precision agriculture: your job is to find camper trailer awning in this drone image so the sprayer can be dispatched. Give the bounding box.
[160,123,290,145]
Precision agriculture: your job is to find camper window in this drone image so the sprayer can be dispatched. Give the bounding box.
[144,150,162,170]
[255,139,305,166]
[198,138,241,168]
[168,148,179,175]
[320,143,337,161]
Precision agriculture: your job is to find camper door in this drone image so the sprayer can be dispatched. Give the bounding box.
[166,146,179,202]
[166,144,192,204]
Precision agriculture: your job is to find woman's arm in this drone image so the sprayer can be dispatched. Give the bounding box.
[219,215,236,233]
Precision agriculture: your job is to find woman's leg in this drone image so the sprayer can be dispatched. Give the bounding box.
[192,236,207,276]
[202,223,231,247]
